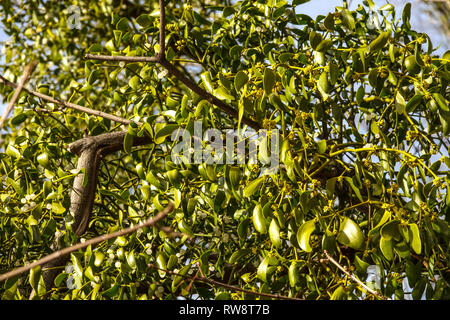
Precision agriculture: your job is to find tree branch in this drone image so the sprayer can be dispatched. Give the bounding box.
[84,54,159,63]
[0,75,133,126]
[147,262,303,300]
[0,203,174,283]
[0,60,37,128]
[323,250,391,300]
[84,0,261,131]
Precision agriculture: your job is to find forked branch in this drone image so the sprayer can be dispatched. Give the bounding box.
[85,0,261,131]
[323,250,391,300]
[148,262,303,300]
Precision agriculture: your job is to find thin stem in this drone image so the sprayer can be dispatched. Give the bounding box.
[0,204,174,283]
[0,60,37,128]
[323,250,391,300]
[148,262,303,300]
[159,0,166,56]
[330,147,438,179]
[84,54,159,63]
[0,75,133,126]
[84,0,261,131]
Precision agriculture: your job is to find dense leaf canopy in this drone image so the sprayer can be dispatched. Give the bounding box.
[0,0,449,300]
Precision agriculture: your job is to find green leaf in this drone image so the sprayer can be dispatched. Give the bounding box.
[269,219,282,248]
[51,201,66,214]
[405,94,424,113]
[94,251,105,267]
[341,9,355,30]
[10,113,27,125]
[432,93,448,112]
[243,177,264,197]
[317,139,327,154]
[381,220,401,241]
[29,266,42,292]
[123,132,134,154]
[136,14,152,28]
[263,68,276,96]
[329,62,339,85]
[154,123,179,144]
[102,283,120,298]
[257,256,270,282]
[324,13,335,31]
[54,272,68,287]
[409,223,422,254]
[223,6,236,18]
[368,31,390,54]
[6,144,21,159]
[234,70,249,92]
[337,217,364,250]
[309,31,322,50]
[237,218,250,241]
[229,248,251,264]
[252,203,267,234]
[146,171,162,189]
[278,52,294,64]
[330,285,348,300]
[402,2,411,29]
[370,210,391,235]
[214,86,235,100]
[288,262,299,287]
[218,73,232,90]
[172,264,191,292]
[344,177,363,202]
[354,255,370,276]
[380,237,394,260]
[355,85,365,105]
[105,39,116,51]
[156,252,167,277]
[88,43,103,53]
[201,72,214,93]
[129,75,140,90]
[315,39,333,52]
[116,17,130,31]
[296,219,315,252]
[87,69,99,85]
[318,71,329,100]
[177,219,194,237]
[405,260,421,287]
[227,166,241,190]
[37,152,50,167]
[395,91,406,114]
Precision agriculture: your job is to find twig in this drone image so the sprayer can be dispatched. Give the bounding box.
[159,0,166,56]
[84,0,261,131]
[84,54,159,63]
[148,262,303,300]
[323,250,391,300]
[0,75,133,126]
[0,203,174,283]
[0,61,37,128]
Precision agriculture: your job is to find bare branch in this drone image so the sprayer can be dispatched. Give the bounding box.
[159,0,166,56]
[323,250,391,300]
[0,203,174,283]
[84,0,262,131]
[84,54,159,63]
[0,61,37,128]
[0,75,133,126]
[148,262,304,300]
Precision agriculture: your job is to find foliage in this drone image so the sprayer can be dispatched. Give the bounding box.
[0,0,449,300]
